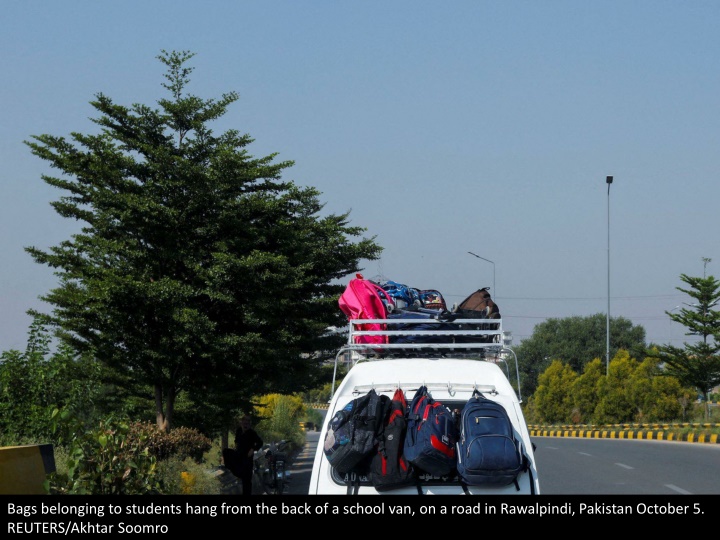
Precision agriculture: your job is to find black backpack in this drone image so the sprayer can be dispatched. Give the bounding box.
[370,388,417,492]
[455,390,534,493]
[323,389,389,476]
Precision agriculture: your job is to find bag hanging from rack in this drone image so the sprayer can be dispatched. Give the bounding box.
[403,385,459,477]
[455,389,533,492]
[339,274,394,344]
[323,388,389,476]
[370,388,418,491]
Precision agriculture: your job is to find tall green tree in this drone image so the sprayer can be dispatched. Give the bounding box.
[650,274,720,419]
[593,350,637,424]
[532,359,577,423]
[629,356,690,422]
[515,313,646,399]
[570,357,604,423]
[24,50,381,432]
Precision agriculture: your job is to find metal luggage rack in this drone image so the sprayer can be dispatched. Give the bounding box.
[330,316,524,403]
[343,317,505,358]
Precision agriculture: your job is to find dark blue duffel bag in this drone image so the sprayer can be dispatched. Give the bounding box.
[388,309,457,343]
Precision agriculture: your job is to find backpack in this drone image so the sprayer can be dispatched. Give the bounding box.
[419,289,447,311]
[379,280,421,310]
[403,386,459,477]
[455,287,500,319]
[339,274,394,344]
[370,388,418,492]
[455,390,533,492]
[453,287,501,343]
[323,388,389,476]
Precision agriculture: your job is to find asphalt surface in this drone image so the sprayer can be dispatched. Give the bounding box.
[284,430,319,495]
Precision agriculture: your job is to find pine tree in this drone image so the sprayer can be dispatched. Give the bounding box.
[653,273,720,419]
[24,50,381,431]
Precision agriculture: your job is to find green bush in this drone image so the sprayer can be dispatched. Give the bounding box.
[47,410,163,495]
[47,410,213,495]
[127,422,212,463]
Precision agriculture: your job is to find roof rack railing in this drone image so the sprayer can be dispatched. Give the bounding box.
[347,317,504,347]
[328,315,524,405]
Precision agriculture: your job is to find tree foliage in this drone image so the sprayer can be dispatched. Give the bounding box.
[569,357,603,423]
[525,349,692,425]
[593,350,638,424]
[47,410,163,495]
[649,274,720,419]
[515,313,646,399]
[532,360,577,423]
[254,393,306,446]
[23,50,381,432]
[0,319,103,445]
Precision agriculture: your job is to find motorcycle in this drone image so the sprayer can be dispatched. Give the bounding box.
[253,440,291,495]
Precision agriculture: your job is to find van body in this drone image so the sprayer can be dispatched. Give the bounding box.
[308,316,540,495]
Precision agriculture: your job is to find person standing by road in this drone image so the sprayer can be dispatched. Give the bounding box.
[234,414,264,495]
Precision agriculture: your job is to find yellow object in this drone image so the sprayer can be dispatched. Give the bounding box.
[0,444,56,494]
[180,471,196,494]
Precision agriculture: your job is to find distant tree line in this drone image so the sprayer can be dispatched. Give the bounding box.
[517,273,720,423]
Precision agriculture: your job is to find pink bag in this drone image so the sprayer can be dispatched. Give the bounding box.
[339,274,394,344]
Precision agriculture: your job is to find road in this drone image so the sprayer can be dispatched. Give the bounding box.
[287,432,720,495]
[285,429,319,495]
[533,436,720,495]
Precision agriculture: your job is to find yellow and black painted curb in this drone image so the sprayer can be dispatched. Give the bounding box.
[0,444,56,494]
[529,426,719,444]
[308,402,329,410]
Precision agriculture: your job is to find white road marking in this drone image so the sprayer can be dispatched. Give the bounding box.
[666,484,692,494]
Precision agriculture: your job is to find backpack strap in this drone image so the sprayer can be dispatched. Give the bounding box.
[460,481,470,495]
[346,471,361,495]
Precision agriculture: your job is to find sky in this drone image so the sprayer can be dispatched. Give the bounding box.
[2,2,719,353]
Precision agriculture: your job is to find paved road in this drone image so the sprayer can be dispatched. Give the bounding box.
[285,430,319,495]
[282,430,720,495]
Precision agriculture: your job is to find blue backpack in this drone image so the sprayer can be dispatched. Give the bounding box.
[455,390,534,492]
[380,280,421,310]
[403,386,459,477]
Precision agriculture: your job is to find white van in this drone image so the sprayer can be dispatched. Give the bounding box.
[308,314,540,495]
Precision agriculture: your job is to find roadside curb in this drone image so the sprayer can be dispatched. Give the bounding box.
[529,428,719,443]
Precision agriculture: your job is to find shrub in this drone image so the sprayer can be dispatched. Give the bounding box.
[47,410,163,495]
[46,410,213,495]
[127,422,212,463]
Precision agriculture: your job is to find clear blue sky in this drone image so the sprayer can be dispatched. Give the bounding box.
[2,2,718,352]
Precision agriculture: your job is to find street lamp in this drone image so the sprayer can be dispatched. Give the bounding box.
[467,251,495,296]
[606,175,613,377]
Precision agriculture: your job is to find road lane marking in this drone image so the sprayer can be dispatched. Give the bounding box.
[666,484,692,494]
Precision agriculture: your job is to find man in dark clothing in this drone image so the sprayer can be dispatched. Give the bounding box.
[234,415,264,495]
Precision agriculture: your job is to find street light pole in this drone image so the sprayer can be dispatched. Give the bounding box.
[606,175,613,377]
[467,251,495,297]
